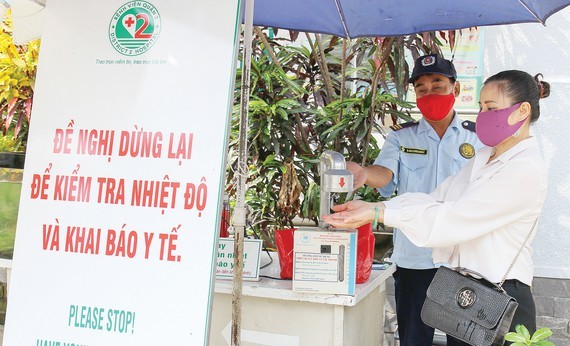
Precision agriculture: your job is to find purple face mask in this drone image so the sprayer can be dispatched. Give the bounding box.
[475,103,524,147]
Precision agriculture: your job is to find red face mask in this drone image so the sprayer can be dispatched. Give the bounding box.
[416,93,456,121]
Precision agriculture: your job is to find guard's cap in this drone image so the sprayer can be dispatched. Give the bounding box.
[409,54,457,84]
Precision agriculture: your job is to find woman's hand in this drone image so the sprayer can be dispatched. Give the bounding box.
[322,200,384,229]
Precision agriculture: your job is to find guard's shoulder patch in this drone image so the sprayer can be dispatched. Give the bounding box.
[390,121,419,131]
[461,120,476,132]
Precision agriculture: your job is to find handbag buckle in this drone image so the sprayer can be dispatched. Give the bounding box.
[456,287,477,308]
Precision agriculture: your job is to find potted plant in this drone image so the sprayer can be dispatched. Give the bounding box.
[0,8,39,254]
[0,7,38,265]
[225,28,452,249]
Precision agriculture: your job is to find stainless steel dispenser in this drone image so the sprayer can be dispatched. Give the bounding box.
[292,150,358,295]
[318,150,354,229]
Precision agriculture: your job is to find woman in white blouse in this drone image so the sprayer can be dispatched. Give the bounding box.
[323,70,550,341]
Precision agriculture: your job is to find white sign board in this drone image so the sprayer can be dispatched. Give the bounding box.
[216,238,263,281]
[3,0,241,345]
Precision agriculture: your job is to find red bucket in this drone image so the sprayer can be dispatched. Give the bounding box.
[274,225,375,283]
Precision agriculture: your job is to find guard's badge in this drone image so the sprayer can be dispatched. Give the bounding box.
[459,143,475,159]
[400,146,427,155]
[421,56,436,66]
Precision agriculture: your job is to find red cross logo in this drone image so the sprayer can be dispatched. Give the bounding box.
[123,16,135,28]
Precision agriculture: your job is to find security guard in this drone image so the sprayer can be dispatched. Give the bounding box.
[347,54,482,346]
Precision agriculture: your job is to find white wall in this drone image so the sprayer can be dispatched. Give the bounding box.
[483,7,570,279]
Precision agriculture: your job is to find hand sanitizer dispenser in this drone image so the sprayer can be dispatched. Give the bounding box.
[292,151,358,295]
[318,150,354,229]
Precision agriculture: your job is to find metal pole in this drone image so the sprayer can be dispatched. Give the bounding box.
[232,0,254,344]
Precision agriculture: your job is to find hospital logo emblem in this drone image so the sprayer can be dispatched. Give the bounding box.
[109,1,161,56]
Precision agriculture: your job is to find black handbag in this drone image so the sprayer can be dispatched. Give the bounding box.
[420,219,537,346]
[421,266,518,345]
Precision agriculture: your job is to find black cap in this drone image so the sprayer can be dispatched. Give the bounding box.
[409,54,457,84]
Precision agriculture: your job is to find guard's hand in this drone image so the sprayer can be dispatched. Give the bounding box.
[346,161,367,189]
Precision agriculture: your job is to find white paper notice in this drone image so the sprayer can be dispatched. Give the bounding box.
[3,0,241,345]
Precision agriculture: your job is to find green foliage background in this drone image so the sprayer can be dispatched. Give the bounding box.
[0,170,21,259]
[0,10,39,151]
[226,29,452,245]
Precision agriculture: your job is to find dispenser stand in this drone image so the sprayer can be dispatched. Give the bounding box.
[292,151,358,295]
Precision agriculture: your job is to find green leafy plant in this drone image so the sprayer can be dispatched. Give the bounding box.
[0,130,23,151]
[0,9,40,150]
[505,325,555,346]
[226,28,455,246]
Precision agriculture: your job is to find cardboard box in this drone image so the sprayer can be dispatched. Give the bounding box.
[292,228,357,295]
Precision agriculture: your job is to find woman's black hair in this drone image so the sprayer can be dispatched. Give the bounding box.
[484,70,550,123]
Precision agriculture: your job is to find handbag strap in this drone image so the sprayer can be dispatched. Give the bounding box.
[454,267,506,291]
[458,218,538,288]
